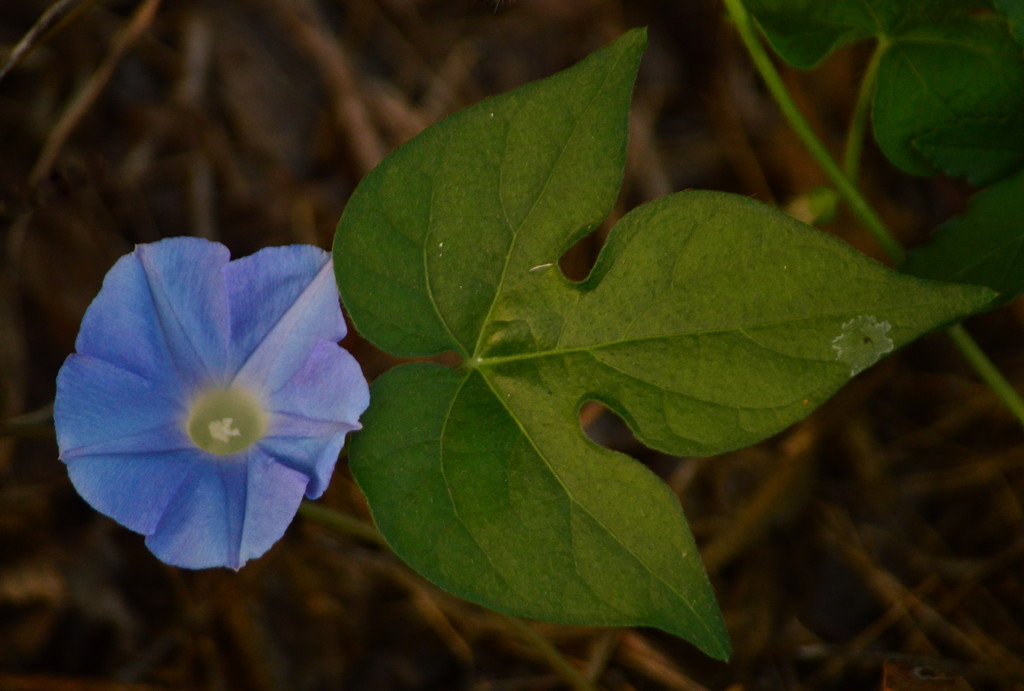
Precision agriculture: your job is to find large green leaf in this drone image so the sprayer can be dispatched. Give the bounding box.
[334,29,993,658]
[744,0,1024,183]
[903,168,1024,302]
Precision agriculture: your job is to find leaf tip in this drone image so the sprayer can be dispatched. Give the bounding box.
[617,26,649,58]
[694,607,732,662]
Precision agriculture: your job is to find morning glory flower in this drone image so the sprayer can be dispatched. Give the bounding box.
[54,237,369,570]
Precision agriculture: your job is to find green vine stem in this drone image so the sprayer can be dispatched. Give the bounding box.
[842,40,887,182]
[297,500,389,546]
[946,324,1024,423]
[0,404,56,439]
[722,0,906,264]
[723,0,1024,428]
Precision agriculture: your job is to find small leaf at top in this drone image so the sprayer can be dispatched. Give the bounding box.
[334,29,994,659]
[874,14,1024,177]
[744,0,978,68]
[745,0,1024,182]
[903,168,1024,303]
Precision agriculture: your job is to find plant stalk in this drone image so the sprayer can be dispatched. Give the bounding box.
[842,40,887,182]
[297,501,388,547]
[945,324,1024,423]
[722,0,905,264]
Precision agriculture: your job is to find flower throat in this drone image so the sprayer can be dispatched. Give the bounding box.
[187,388,267,455]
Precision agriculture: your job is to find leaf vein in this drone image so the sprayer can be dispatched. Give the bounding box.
[478,370,711,633]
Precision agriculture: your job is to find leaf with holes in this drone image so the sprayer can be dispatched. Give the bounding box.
[745,0,1024,184]
[333,29,994,659]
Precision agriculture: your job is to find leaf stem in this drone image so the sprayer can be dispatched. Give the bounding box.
[297,501,389,547]
[945,323,1024,424]
[503,616,602,691]
[0,404,55,439]
[724,0,1024,429]
[842,40,887,182]
[721,0,906,264]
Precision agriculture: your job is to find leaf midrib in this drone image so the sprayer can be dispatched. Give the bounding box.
[470,308,904,370]
[467,48,631,362]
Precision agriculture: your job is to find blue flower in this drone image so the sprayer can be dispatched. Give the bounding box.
[55,237,369,569]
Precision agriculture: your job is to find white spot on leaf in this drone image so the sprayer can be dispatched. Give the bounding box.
[832,315,894,376]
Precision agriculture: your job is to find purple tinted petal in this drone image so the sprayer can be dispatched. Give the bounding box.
[61,424,192,462]
[259,340,369,497]
[268,341,368,426]
[66,449,196,535]
[56,354,187,460]
[144,451,308,569]
[256,434,347,500]
[225,246,344,391]
[124,238,230,391]
[239,453,308,562]
[145,459,248,569]
[73,249,180,393]
[132,238,231,389]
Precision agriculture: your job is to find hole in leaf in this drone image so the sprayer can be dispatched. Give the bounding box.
[579,400,644,457]
[558,232,599,282]
[558,216,615,282]
[578,400,681,482]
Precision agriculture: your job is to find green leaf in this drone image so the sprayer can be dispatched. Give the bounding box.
[903,168,1024,302]
[333,30,635,358]
[354,362,727,654]
[745,0,1024,181]
[915,115,1024,186]
[994,0,1024,44]
[334,29,994,658]
[743,0,963,69]
[875,14,1024,176]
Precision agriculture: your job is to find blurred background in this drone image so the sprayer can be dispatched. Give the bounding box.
[1,1,1023,689]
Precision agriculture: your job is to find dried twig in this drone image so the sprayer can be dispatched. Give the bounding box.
[0,0,101,84]
[29,0,163,186]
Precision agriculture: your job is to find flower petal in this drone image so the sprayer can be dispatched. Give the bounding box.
[145,459,248,569]
[259,340,369,498]
[239,453,309,562]
[134,238,231,389]
[72,252,179,394]
[55,354,187,460]
[225,245,345,391]
[75,238,231,393]
[65,449,196,535]
[256,434,348,501]
[144,451,308,569]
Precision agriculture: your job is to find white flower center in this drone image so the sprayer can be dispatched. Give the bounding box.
[209,417,241,443]
[187,388,267,455]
